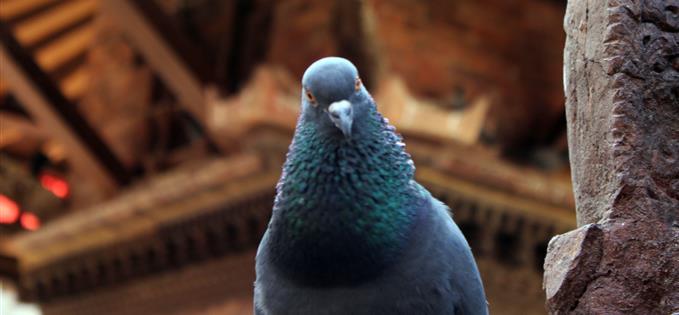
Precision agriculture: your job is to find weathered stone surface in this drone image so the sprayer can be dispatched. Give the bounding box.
[546,0,679,313]
[543,224,603,313]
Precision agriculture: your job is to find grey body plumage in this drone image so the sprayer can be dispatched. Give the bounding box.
[254,57,488,315]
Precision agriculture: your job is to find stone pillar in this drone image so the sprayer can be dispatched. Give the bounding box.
[543,0,678,314]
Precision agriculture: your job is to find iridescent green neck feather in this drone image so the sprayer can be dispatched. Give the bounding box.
[268,102,426,286]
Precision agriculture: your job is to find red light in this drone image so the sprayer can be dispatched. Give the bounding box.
[20,212,41,231]
[39,173,70,199]
[0,194,20,224]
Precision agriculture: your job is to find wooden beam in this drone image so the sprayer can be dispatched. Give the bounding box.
[0,254,19,281]
[0,112,43,148]
[0,77,7,96]
[128,0,212,84]
[59,65,88,100]
[6,153,266,272]
[100,0,207,123]
[0,0,57,20]
[34,23,93,72]
[0,21,129,191]
[11,0,96,46]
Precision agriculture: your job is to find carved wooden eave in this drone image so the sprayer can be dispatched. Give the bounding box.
[0,153,277,301]
[1,123,575,308]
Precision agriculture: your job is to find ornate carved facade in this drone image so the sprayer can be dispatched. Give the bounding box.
[1,125,575,314]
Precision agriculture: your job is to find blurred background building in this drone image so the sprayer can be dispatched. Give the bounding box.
[0,0,574,314]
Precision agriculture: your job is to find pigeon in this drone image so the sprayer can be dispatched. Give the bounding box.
[254,57,488,315]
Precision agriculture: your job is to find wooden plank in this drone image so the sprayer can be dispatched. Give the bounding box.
[60,65,88,100]
[7,154,267,270]
[12,0,96,46]
[130,0,212,84]
[0,254,18,281]
[34,24,93,71]
[416,166,576,229]
[0,21,128,191]
[101,0,206,122]
[0,0,56,19]
[0,77,7,96]
[454,95,491,144]
[0,112,43,148]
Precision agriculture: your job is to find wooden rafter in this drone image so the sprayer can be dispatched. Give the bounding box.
[127,0,212,84]
[0,112,42,148]
[100,0,207,124]
[0,21,129,191]
[11,0,96,47]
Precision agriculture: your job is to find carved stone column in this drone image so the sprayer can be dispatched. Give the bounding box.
[543,0,678,314]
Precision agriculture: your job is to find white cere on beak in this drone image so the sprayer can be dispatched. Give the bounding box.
[328,100,353,137]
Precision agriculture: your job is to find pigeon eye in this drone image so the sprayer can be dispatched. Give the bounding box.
[305,89,317,107]
[355,77,362,92]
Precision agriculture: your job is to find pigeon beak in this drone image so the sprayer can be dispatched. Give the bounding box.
[328,100,353,138]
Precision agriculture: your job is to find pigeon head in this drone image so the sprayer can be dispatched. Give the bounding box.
[301,57,369,138]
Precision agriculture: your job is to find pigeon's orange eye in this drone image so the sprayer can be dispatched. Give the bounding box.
[355,77,362,92]
[305,88,317,107]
